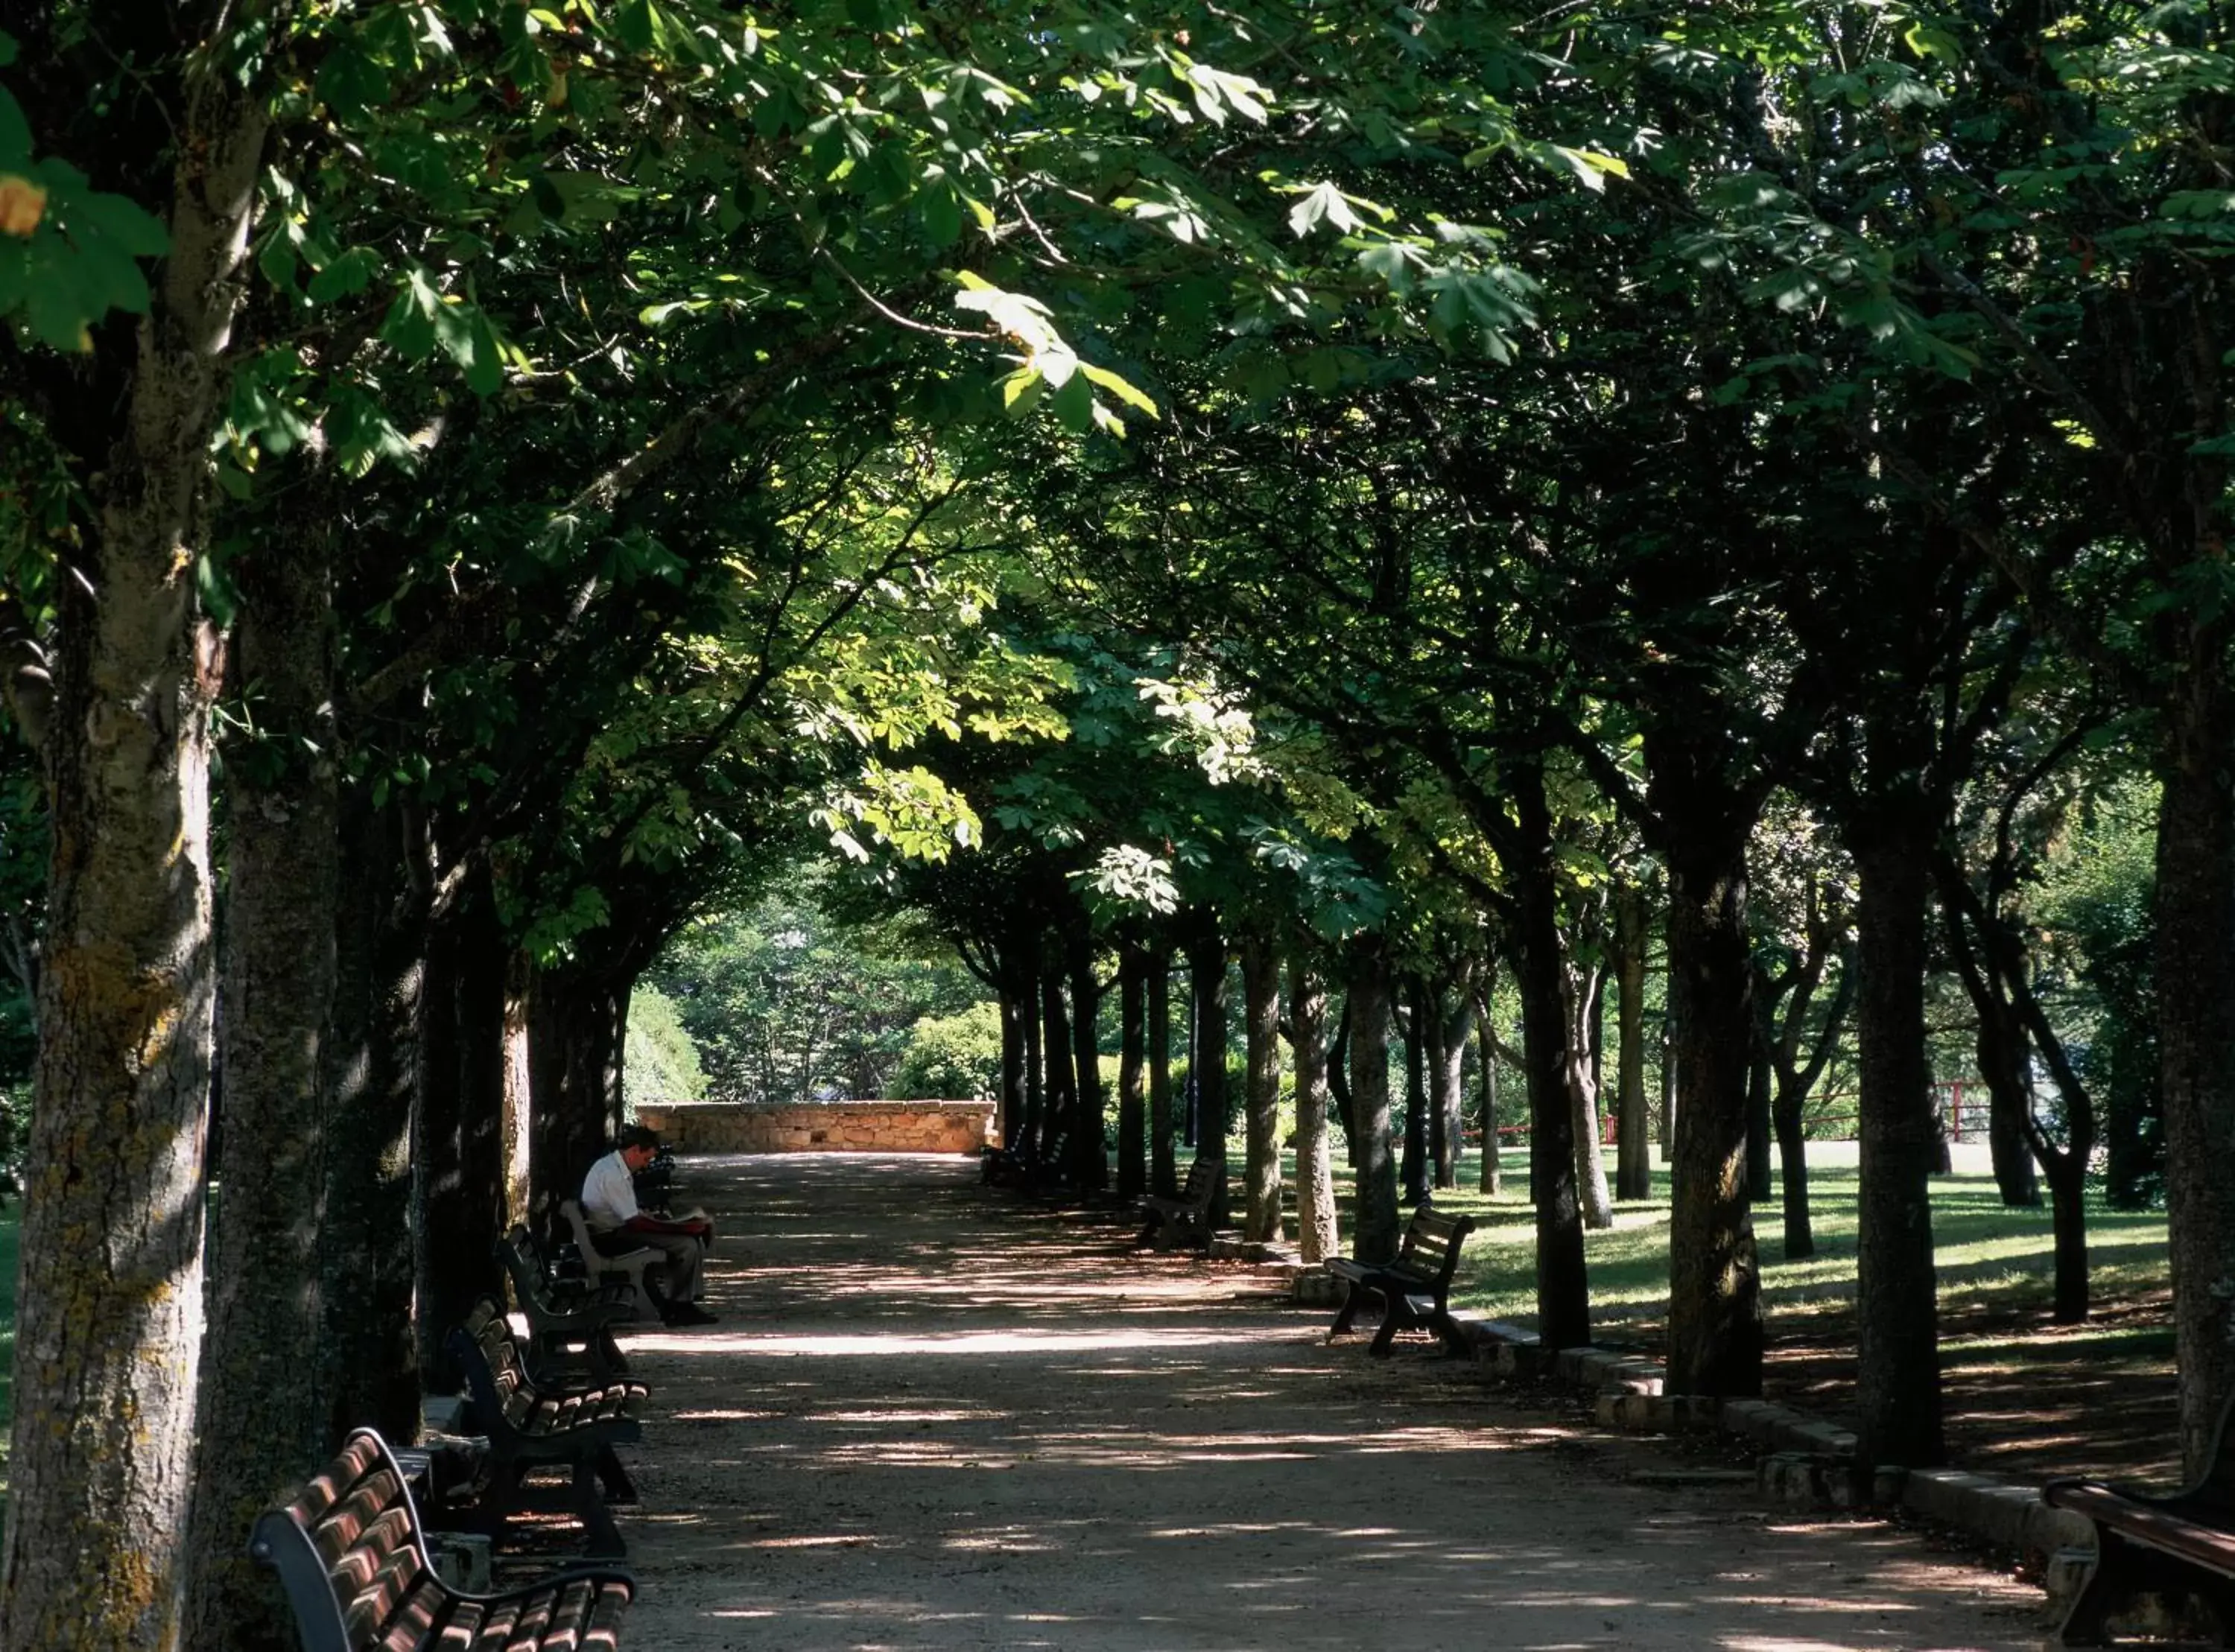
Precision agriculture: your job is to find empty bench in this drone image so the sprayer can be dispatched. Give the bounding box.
[1137,1156,1225,1250]
[448,1296,650,1557]
[251,1426,633,1652]
[497,1225,634,1385]
[1326,1206,1477,1357]
[2044,1390,2235,1645]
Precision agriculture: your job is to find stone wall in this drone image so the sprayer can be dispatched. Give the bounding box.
[634,1100,994,1156]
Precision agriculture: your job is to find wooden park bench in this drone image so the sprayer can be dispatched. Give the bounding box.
[496,1225,634,1385]
[250,1426,633,1652]
[2044,1390,2235,1646]
[983,1125,1070,1192]
[447,1296,650,1557]
[1325,1206,1478,1358]
[1137,1156,1225,1250]
[557,1198,662,1321]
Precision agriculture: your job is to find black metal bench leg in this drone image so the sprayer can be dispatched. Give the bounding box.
[574,1458,628,1558]
[1329,1280,1372,1340]
[1368,1302,1403,1358]
[597,1444,638,1505]
[2055,1531,2137,1648]
[1433,1313,1470,1358]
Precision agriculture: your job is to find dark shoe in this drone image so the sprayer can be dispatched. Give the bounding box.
[662,1301,718,1327]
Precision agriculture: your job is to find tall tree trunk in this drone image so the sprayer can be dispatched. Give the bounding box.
[2154,698,2235,1477]
[1345,939,1401,1264]
[1039,970,1072,1157]
[1650,735,1763,1401]
[0,42,270,1648]
[1240,936,1284,1240]
[1328,994,1355,1169]
[1563,956,1614,1230]
[1477,1008,1502,1196]
[1746,1041,1775,1202]
[502,950,533,1231]
[183,486,340,1651]
[319,791,421,1445]
[1147,949,1176,1197]
[527,962,623,1227]
[1400,976,1430,1207]
[1659,1011,1677,1159]
[1614,888,1651,1201]
[1432,977,1473,1192]
[1509,763,1591,1350]
[1019,970,1043,1155]
[1187,917,1229,1174]
[1118,944,1147,1198]
[998,991,1026,1149]
[1290,951,1338,1263]
[414,883,510,1386]
[1065,931,1107,1189]
[1851,822,1945,1474]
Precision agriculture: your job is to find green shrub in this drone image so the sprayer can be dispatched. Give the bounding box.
[890,1002,1004,1100]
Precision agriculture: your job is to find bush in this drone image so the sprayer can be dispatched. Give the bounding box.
[624,984,708,1111]
[890,1002,1005,1100]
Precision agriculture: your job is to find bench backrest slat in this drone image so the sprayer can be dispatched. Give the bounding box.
[1393,1208,1475,1288]
[252,1428,443,1652]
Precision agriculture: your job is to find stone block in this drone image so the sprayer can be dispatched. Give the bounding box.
[1900,1468,2044,1551]
[1293,1270,1346,1308]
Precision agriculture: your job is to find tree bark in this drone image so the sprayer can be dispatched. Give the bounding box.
[0,32,272,1648]
[1509,762,1591,1350]
[183,477,340,1652]
[1147,948,1176,1197]
[1065,930,1106,1189]
[1563,953,1614,1230]
[1851,823,1946,1474]
[1746,1041,1775,1202]
[1117,943,1147,1198]
[1477,1007,1502,1196]
[2154,694,2235,1477]
[1019,969,1043,1155]
[1240,935,1284,1241]
[1289,951,1338,1262]
[1614,888,1651,1201]
[1039,970,1071,1158]
[1400,976,1430,1208]
[1345,938,1401,1265]
[319,791,421,1445]
[1432,976,1473,1192]
[414,883,510,1386]
[1657,836,1762,1397]
[998,991,1026,1150]
[1186,916,1229,1174]
[527,962,624,1227]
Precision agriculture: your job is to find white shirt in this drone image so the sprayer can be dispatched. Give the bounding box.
[582,1149,641,1233]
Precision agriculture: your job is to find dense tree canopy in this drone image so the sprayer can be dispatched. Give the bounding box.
[3,0,2234,1644]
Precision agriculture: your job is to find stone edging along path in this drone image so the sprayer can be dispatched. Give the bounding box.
[1244,1241,2095,1621]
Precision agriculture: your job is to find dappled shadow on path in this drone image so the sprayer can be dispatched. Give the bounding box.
[602,1153,2039,1651]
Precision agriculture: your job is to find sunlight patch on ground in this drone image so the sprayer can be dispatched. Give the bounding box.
[650,1324,1302,1356]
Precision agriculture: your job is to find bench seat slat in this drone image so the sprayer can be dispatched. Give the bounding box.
[254,1427,635,1652]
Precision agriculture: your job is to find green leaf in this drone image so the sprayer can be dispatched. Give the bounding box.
[0,86,30,164]
[919,182,962,250]
[316,41,391,119]
[1080,362,1158,419]
[306,245,381,302]
[1050,369,1094,432]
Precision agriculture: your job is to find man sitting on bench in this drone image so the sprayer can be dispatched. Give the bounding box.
[583,1125,717,1327]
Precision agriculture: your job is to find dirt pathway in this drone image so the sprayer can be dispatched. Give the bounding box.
[604,1153,2042,1651]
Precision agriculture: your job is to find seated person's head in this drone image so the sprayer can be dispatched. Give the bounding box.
[617,1123,660,1168]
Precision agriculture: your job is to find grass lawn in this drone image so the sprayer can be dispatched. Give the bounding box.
[1296,1140,2179,1485]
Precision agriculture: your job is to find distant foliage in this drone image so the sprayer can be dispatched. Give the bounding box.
[889,1003,1004,1101]
[2036,779,2162,1207]
[648,880,984,1103]
[624,983,708,1111]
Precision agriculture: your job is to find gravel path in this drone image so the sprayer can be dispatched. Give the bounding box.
[603,1152,2041,1651]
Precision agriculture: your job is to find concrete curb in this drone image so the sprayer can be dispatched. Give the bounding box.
[1291,1265,2094,1610]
